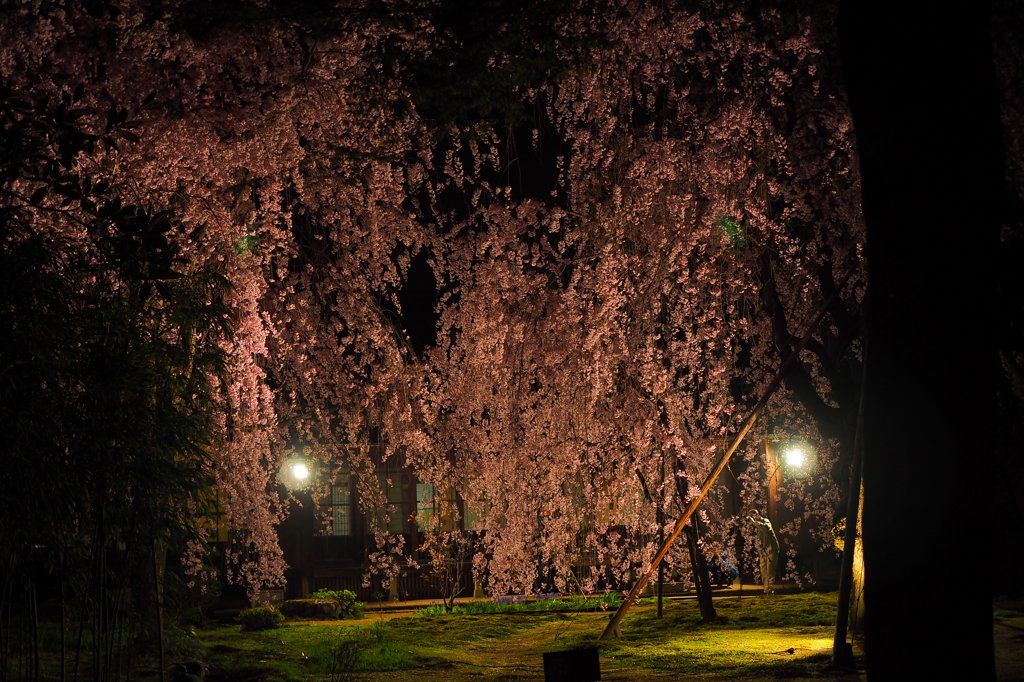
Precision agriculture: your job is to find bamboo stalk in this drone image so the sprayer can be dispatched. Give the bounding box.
[154,539,165,682]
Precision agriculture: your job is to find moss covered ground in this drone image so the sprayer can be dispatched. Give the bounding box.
[21,591,1024,679]
[186,591,864,681]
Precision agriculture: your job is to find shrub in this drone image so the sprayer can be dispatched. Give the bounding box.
[238,605,284,631]
[309,589,365,619]
[280,599,343,620]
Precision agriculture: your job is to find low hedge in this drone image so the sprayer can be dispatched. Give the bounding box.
[280,590,365,620]
[238,605,285,631]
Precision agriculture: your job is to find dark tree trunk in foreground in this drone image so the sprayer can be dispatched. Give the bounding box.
[840,3,1002,679]
[684,524,717,621]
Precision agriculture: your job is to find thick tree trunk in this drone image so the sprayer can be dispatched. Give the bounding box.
[832,438,863,667]
[839,2,1002,678]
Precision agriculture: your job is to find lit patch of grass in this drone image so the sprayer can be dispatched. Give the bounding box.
[552,592,843,678]
[598,627,835,678]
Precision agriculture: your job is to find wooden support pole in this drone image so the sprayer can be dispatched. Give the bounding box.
[656,509,664,618]
[600,287,842,640]
[764,439,780,530]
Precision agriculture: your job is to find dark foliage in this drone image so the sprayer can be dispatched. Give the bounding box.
[0,78,232,678]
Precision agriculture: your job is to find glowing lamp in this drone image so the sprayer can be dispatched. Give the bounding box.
[280,456,313,489]
[290,461,310,481]
[783,446,806,469]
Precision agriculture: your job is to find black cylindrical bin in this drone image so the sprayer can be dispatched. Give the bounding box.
[542,647,601,681]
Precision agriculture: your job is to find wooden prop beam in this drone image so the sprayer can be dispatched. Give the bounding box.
[600,289,842,640]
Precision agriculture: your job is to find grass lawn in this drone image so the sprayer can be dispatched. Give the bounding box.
[186,591,862,681]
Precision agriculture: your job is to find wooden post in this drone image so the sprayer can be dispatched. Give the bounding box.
[764,439,780,530]
[656,510,664,618]
[600,286,842,640]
